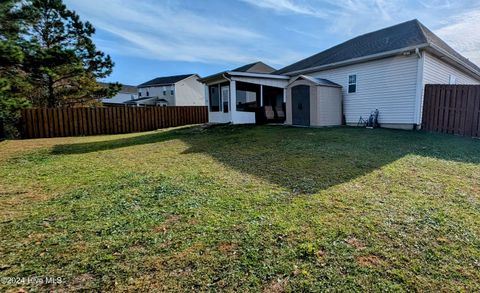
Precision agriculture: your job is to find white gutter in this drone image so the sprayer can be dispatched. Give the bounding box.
[280,44,430,76]
[222,73,232,82]
[428,43,480,79]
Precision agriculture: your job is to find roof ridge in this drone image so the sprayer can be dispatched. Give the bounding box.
[414,19,432,45]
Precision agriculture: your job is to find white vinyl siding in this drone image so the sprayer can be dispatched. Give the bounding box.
[309,55,419,125]
[423,52,480,85]
[418,52,480,124]
[174,75,206,106]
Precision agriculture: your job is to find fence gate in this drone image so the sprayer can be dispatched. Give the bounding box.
[422,84,480,138]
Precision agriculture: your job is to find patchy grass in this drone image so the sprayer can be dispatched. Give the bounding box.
[1,125,480,292]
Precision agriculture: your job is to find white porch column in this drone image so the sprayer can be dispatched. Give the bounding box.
[230,80,237,122]
[260,85,264,107]
[283,88,286,103]
[204,85,209,107]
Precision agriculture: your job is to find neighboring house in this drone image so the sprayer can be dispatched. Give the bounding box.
[199,20,480,129]
[101,84,138,105]
[132,74,204,107]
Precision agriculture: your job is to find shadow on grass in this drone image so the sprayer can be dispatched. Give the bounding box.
[50,128,191,155]
[51,125,480,194]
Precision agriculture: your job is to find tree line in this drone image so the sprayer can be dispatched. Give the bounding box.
[0,0,121,137]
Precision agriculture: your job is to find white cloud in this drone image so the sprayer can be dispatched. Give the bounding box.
[239,0,329,18]
[65,0,301,67]
[435,9,480,66]
[66,0,480,70]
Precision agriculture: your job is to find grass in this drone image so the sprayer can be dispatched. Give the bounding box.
[1,125,479,292]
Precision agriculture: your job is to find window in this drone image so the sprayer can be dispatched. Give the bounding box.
[138,92,142,97]
[146,91,149,97]
[449,74,457,84]
[163,87,166,96]
[209,85,220,112]
[348,74,356,93]
[170,87,174,95]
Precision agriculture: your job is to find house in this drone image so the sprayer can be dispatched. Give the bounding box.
[133,74,204,107]
[199,20,480,129]
[101,84,138,105]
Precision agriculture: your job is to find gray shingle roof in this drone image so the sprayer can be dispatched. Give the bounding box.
[198,62,276,83]
[311,77,341,87]
[118,85,137,94]
[275,19,480,75]
[290,75,341,87]
[232,61,276,73]
[98,82,137,94]
[138,74,195,87]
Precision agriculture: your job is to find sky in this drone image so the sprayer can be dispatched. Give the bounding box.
[63,0,480,86]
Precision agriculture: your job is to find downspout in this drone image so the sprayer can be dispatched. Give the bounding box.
[414,47,425,130]
[415,47,421,59]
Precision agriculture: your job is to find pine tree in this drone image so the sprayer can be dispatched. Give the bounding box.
[0,0,32,137]
[19,0,120,107]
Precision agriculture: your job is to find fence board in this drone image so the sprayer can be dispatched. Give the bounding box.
[422,84,480,138]
[20,106,207,138]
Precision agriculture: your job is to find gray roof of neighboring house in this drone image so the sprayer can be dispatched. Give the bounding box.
[119,85,137,94]
[124,96,157,104]
[198,61,276,83]
[275,19,480,76]
[138,74,196,87]
[98,82,137,94]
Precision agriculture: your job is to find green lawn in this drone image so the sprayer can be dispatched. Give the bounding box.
[1,125,480,292]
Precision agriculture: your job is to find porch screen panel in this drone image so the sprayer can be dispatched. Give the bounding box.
[209,85,220,112]
[236,82,260,112]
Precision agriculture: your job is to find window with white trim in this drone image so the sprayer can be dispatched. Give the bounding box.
[348,74,357,93]
[449,74,457,84]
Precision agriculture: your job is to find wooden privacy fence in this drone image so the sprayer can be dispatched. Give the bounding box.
[422,84,480,138]
[21,106,208,139]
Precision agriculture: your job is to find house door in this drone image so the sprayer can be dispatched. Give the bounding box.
[291,85,310,126]
[221,85,229,113]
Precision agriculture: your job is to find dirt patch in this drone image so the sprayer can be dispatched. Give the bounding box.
[6,288,28,293]
[71,273,95,289]
[218,242,237,255]
[153,215,181,234]
[345,237,367,250]
[315,249,326,260]
[188,218,199,225]
[357,255,383,267]
[263,278,288,293]
[0,184,54,221]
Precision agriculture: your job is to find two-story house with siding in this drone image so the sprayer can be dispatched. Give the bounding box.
[199,19,480,129]
[100,84,138,105]
[128,74,205,107]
